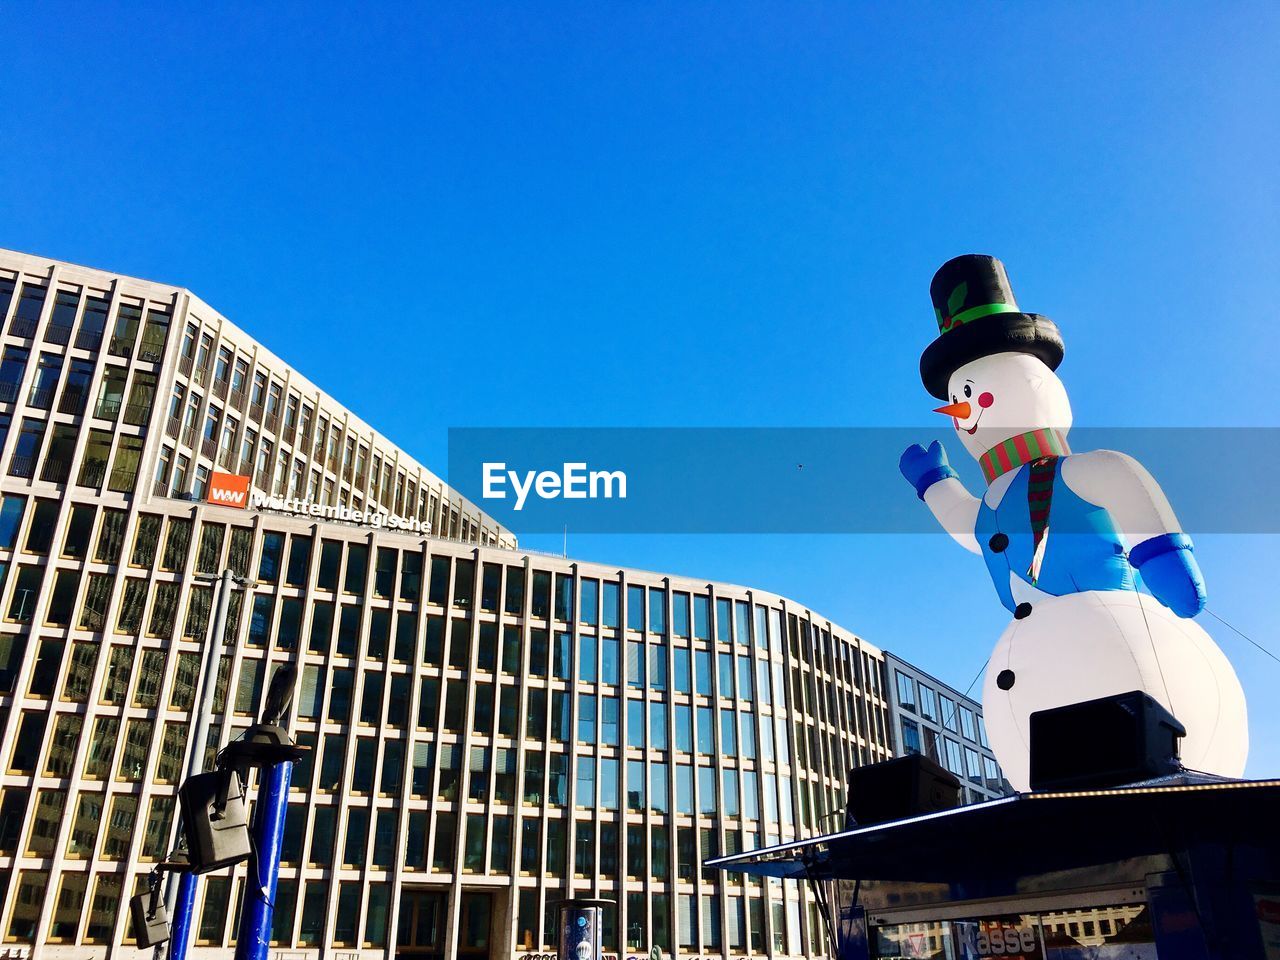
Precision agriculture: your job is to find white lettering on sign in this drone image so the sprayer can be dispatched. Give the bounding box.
[248,492,432,533]
[483,462,627,511]
[954,920,1040,958]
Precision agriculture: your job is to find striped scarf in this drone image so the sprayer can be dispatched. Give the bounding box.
[978,428,1070,484]
[980,429,1070,584]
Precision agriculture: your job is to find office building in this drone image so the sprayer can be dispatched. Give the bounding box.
[0,249,982,959]
[884,652,1010,803]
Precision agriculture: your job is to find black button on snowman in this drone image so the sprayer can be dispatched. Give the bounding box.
[899,254,1247,791]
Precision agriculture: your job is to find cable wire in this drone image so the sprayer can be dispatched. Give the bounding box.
[1205,607,1280,668]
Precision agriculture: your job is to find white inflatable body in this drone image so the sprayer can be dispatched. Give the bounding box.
[981,590,1248,791]
[918,352,1249,791]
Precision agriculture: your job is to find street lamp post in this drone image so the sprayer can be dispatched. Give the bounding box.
[162,569,254,960]
[230,664,305,960]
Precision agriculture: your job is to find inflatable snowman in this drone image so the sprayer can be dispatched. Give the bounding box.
[899,254,1247,791]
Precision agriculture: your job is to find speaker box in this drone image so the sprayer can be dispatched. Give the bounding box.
[845,753,961,828]
[1029,690,1186,792]
[178,769,251,874]
[129,892,169,948]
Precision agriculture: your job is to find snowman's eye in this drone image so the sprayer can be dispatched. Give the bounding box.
[951,395,957,404]
[963,384,972,398]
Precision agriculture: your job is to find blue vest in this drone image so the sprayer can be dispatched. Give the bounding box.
[975,457,1135,614]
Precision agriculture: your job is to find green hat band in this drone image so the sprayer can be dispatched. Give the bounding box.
[934,300,1017,334]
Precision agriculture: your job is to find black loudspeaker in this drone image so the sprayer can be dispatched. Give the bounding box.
[178,769,251,874]
[845,753,961,828]
[129,890,169,948]
[1029,690,1186,792]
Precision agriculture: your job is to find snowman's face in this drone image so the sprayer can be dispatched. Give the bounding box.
[941,353,1072,460]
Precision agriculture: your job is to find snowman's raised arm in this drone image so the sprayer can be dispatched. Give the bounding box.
[923,478,982,554]
[899,441,981,553]
[1061,449,1207,616]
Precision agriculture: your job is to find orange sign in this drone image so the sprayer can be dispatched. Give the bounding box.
[207,472,251,509]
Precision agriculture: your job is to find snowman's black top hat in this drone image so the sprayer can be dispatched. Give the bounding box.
[920,254,1065,400]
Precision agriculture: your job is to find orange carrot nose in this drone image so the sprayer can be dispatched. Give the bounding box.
[934,401,972,419]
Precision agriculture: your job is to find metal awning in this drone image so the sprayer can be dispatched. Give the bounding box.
[709,778,1280,884]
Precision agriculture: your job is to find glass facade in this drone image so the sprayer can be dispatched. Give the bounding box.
[883,653,1010,803]
[0,249,904,958]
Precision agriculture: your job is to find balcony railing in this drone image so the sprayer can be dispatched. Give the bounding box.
[181,426,197,448]
[165,415,181,440]
[108,335,134,359]
[108,467,138,493]
[58,390,88,416]
[44,323,72,346]
[78,459,108,487]
[229,387,247,412]
[200,437,217,460]
[40,459,71,484]
[238,459,255,476]
[263,411,279,433]
[95,398,122,420]
[255,469,271,489]
[27,385,54,410]
[74,329,103,352]
[123,402,152,427]
[8,317,37,339]
[178,353,194,377]
[0,381,20,404]
[217,447,234,469]
[249,402,264,424]
[7,454,36,479]
[213,377,229,400]
[192,365,209,386]
[153,477,171,498]
[138,340,166,364]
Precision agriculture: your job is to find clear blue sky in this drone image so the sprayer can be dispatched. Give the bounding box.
[3,4,1278,773]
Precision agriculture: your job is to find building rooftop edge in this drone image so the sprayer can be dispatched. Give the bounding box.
[0,245,513,541]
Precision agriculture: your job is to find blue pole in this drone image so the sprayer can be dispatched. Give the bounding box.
[167,872,199,957]
[234,761,294,960]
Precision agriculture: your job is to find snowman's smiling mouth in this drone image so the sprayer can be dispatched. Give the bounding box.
[962,409,985,435]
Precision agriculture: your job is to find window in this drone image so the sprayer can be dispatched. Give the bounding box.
[901,719,922,755]
[0,495,26,548]
[576,756,595,806]
[649,588,667,634]
[108,434,145,492]
[124,370,158,425]
[600,758,619,810]
[27,352,61,408]
[940,695,958,732]
[258,531,284,581]
[8,418,45,478]
[0,347,29,402]
[918,683,939,721]
[673,592,690,637]
[46,288,79,341]
[896,670,917,711]
[944,737,964,776]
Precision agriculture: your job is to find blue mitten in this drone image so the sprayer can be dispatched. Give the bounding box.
[899,440,958,500]
[1129,533,1206,618]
